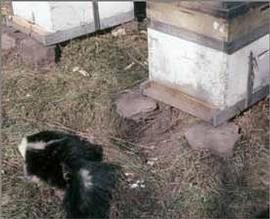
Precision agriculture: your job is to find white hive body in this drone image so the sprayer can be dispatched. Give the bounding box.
[10,1,134,45]
[148,29,270,109]
[144,1,270,126]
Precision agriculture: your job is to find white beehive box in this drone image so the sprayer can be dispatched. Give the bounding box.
[9,1,134,45]
[143,1,270,126]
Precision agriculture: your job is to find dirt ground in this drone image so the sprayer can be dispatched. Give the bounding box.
[2,18,269,219]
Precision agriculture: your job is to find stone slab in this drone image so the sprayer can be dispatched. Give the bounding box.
[116,90,158,120]
[185,121,240,155]
[19,37,56,66]
[1,33,16,50]
[2,25,56,67]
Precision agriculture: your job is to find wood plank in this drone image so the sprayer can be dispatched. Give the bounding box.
[226,23,269,54]
[44,23,96,46]
[141,81,269,127]
[148,1,269,52]
[100,11,134,30]
[6,11,134,46]
[141,80,218,122]
[148,1,267,19]
[149,21,226,53]
[147,1,229,42]
[6,15,50,45]
[229,3,269,42]
[150,20,268,54]
[212,85,269,126]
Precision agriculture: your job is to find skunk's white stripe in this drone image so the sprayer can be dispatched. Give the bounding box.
[27,141,47,150]
[28,138,66,150]
[18,137,66,160]
[80,169,93,189]
[18,137,27,160]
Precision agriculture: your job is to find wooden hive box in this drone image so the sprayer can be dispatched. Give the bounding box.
[8,1,134,45]
[142,1,270,126]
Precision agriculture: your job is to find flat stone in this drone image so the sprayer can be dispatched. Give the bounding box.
[1,33,16,50]
[20,37,56,66]
[116,90,157,119]
[2,26,56,68]
[185,122,240,155]
[2,26,27,51]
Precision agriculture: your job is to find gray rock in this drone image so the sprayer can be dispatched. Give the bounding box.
[19,37,56,66]
[116,90,157,120]
[185,121,240,155]
[1,33,16,50]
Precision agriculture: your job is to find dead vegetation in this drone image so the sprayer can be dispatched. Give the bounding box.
[2,21,269,219]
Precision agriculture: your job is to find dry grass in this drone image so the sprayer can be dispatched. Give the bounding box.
[2,25,151,218]
[2,20,269,219]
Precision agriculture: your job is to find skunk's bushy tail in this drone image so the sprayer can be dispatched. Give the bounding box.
[64,161,122,219]
[256,208,269,219]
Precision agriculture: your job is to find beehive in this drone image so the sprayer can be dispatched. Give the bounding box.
[9,1,134,45]
[143,1,270,126]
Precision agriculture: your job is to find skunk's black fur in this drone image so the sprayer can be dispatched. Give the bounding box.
[21,130,103,189]
[19,130,121,218]
[256,208,269,219]
[63,161,121,218]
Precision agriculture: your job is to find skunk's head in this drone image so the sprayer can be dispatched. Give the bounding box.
[17,130,105,190]
[18,136,42,183]
[17,133,67,189]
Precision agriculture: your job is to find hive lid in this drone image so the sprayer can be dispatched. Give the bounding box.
[150,1,269,19]
[178,1,269,19]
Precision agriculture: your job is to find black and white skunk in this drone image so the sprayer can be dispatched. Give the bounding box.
[18,130,103,190]
[256,208,269,219]
[63,161,120,218]
[18,130,121,218]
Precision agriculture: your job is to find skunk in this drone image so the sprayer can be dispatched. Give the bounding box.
[18,130,122,218]
[18,130,103,189]
[256,208,269,219]
[63,161,121,218]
